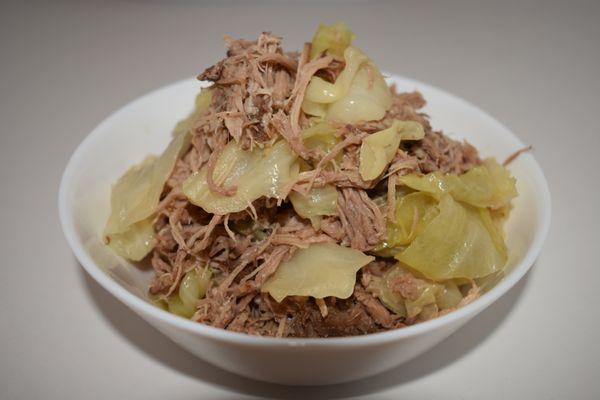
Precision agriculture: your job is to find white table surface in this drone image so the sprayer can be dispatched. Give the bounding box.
[1,0,599,398]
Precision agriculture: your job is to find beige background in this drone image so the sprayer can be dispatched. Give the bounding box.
[1,0,599,398]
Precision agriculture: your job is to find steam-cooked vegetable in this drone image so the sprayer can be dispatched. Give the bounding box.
[301,99,327,119]
[301,122,339,153]
[490,204,512,229]
[178,267,211,308]
[399,158,517,209]
[289,185,338,228]
[377,265,463,318]
[172,88,212,137]
[306,46,368,104]
[396,195,507,280]
[303,45,393,123]
[386,192,439,247]
[104,132,190,261]
[435,280,463,310]
[106,217,156,261]
[105,131,191,235]
[405,284,437,319]
[182,140,299,215]
[194,87,213,113]
[310,22,355,60]
[262,242,374,302]
[167,267,211,318]
[359,120,425,180]
[377,266,410,315]
[326,64,392,123]
[104,88,212,260]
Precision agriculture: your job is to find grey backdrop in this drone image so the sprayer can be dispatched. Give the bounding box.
[1,0,599,399]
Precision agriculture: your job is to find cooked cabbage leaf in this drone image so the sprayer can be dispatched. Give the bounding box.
[262,242,374,302]
[301,122,339,153]
[405,283,437,319]
[396,195,508,280]
[435,280,463,310]
[378,265,463,318]
[105,130,191,235]
[182,140,299,215]
[398,158,517,209]
[302,45,392,123]
[172,87,212,137]
[310,22,355,60]
[306,46,368,104]
[289,185,338,228]
[326,64,392,123]
[167,267,211,318]
[107,216,156,261]
[359,120,425,180]
[386,192,439,247]
[301,98,327,119]
[378,265,410,316]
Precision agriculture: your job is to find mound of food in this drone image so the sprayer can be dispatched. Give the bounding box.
[104,23,517,337]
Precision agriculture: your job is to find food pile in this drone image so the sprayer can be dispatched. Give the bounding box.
[104,23,517,337]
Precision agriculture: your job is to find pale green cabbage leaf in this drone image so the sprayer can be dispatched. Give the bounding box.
[289,185,338,228]
[377,264,464,319]
[103,87,212,261]
[107,216,156,261]
[396,195,508,280]
[302,44,393,124]
[326,64,392,123]
[305,46,368,104]
[301,122,339,153]
[103,87,213,260]
[262,242,374,302]
[398,158,517,209]
[182,140,299,215]
[167,267,212,318]
[105,129,191,235]
[385,192,439,247]
[359,120,425,180]
[172,87,212,137]
[301,99,328,119]
[310,22,355,60]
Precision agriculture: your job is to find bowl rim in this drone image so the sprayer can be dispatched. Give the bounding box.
[59,75,551,348]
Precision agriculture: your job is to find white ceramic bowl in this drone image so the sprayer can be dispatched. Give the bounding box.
[59,75,551,385]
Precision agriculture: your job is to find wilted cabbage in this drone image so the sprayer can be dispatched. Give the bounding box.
[107,217,156,261]
[172,87,212,137]
[103,129,191,261]
[301,122,339,153]
[302,45,392,123]
[289,185,338,228]
[490,203,512,229]
[398,158,517,209]
[359,120,425,180]
[396,195,508,280]
[301,99,327,119]
[183,140,299,215]
[305,46,368,104]
[386,192,439,247]
[437,280,464,309]
[377,264,463,319]
[310,22,355,60]
[262,242,374,302]
[105,131,191,235]
[167,267,211,318]
[326,65,392,123]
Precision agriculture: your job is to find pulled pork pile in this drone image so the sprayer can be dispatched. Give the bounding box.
[150,33,481,337]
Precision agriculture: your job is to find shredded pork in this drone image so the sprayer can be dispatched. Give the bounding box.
[149,33,482,337]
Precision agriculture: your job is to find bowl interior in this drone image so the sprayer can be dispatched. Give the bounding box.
[60,76,550,340]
